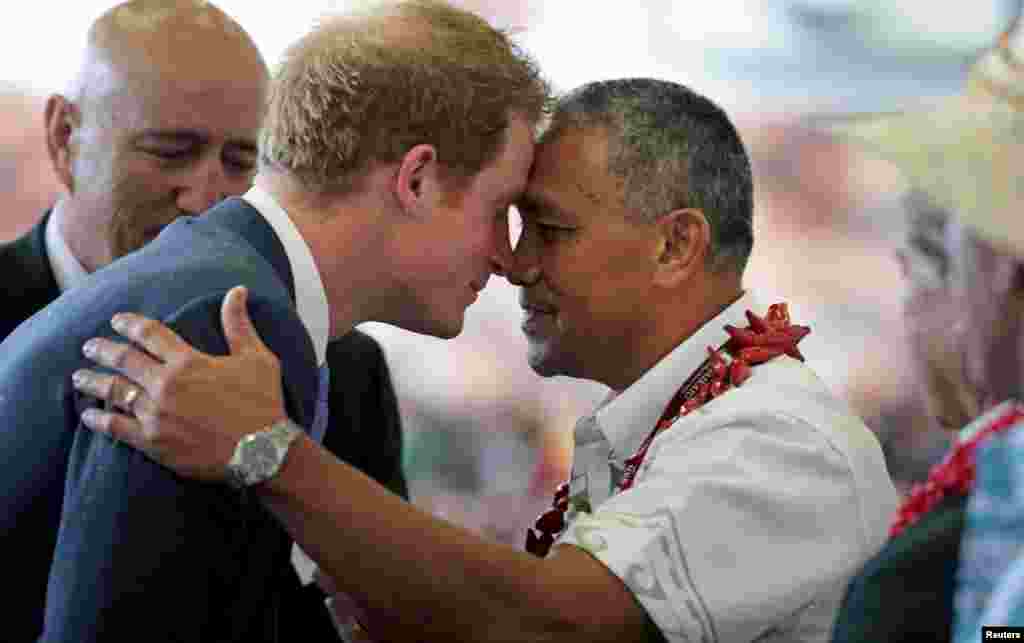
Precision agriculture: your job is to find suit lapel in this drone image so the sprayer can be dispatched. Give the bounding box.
[188,198,321,431]
[8,211,59,295]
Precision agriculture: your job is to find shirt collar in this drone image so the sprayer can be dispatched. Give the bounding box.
[595,291,761,462]
[242,185,330,366]
[44,203,90,292]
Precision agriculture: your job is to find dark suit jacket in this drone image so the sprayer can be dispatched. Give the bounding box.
[280,331,408,641]
[0,211,60,342]
[831,493,965,643]
[0,199,403,642]
[0,209,407,641]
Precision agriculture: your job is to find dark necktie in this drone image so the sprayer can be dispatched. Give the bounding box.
[311,364,330,444]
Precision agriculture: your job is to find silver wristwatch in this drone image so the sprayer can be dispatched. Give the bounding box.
[227,419,303,488]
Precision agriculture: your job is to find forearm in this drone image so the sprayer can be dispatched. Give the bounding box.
[257,434,627,642]
[70,298,647,640]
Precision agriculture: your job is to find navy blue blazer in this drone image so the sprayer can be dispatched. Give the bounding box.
[0,209,407,640]
[0,199,331,642]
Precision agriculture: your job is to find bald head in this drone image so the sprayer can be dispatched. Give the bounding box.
[45,0,270,273]
[70,0,267,113]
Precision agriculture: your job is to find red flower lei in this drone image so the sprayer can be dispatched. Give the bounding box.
[526,303,811,557]
[889,402,1024,538]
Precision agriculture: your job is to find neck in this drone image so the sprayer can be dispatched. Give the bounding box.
[52,198,103,274]
[607,273,744,392]
[254,173,388,339]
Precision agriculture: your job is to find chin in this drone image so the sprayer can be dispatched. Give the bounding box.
[525,343,565,378]
[423,314,465,340]
[112,239,145,261]
[433,326,463,340]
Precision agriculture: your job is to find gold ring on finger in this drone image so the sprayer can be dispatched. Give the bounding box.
[122,385,141,414]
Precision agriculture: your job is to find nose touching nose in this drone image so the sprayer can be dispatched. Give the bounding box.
[490,235,514,278]
[495,234,542,285]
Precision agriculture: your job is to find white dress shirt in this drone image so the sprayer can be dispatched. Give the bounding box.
[558,291,899,643]
[44,204,89,292]
[243,186,333,585]
[242,186,330,367]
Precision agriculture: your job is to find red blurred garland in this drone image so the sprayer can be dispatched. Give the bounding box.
[889,402,1024,538]
[526,303,811,557]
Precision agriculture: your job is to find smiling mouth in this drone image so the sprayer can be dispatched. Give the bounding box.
[520,297,556,313]
[521,304,556,335]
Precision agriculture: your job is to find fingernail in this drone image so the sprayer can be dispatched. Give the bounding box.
[81,409,99,427]
[82,340,97,357]
[72,370,87,387]
[111,315,127,332]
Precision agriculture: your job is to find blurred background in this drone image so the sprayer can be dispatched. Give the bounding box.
[2,0,1017,547]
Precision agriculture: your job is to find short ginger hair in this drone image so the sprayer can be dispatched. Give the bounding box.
[260,0,550,195]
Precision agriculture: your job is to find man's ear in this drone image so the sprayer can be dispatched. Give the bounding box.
[44,95,79,193]
[393,144,440,217]
[653,208,711,288]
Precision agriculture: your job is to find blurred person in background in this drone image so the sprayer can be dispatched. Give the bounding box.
[949,219,1024,639]
[898,189,982,435]
[828,12,1024,643]
[72,78,897,642]
[0,1,409,640]
[829,191,987,642]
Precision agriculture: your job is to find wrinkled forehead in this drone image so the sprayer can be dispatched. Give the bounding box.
[80,51,266,137]
[76,7,267,119]
[523,127,619,210]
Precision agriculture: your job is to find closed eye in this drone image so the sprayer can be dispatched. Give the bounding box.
[533,222,573,243]
[142,144,195,163]
[222,148,258,174]
[136,131,257,176]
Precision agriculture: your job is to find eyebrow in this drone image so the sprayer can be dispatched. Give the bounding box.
[516,192,572,221]
[136,129,259,154]
[497,180,529,206]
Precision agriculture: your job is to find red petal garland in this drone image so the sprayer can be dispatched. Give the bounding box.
[525,303,810,558]
[525,482,570,557]
[889,404,1024,538]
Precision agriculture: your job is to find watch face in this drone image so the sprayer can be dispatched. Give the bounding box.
[246,435,280,483]
[229,421,300,487]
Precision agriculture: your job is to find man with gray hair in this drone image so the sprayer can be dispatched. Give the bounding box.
[72,78,897,642]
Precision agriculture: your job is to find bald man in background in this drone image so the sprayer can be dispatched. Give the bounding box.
[0,2,406,640]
